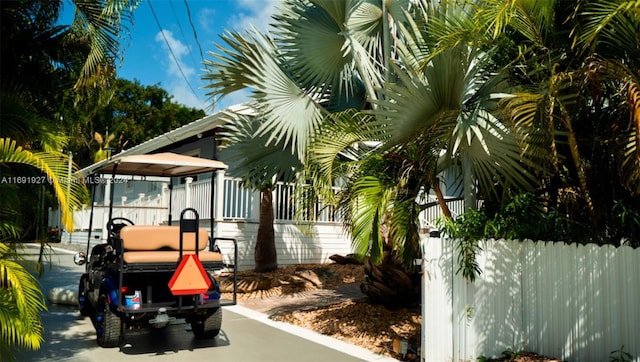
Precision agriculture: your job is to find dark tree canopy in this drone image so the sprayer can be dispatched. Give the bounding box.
[70,78,206,167]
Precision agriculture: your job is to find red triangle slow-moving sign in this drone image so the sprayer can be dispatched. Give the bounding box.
[168,254,212,295]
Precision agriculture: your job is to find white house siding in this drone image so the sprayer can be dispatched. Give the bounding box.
[214,221,352,271]
[422,237,640,362]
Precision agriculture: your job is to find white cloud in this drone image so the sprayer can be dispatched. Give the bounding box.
[155,30,194,78]
[167,80,208,110]
[154,29,208,110]
[215,89,253,112]
[198,8,217,34]
[229,0,281,32]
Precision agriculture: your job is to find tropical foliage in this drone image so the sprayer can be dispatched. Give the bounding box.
[0,0,138,356]
[436,0,640,243]
[70,79,206,167]
[0,243,47,359]
[0,139,88,234]
[203,0,640,287]
[215,112,302,271]
[203,0,414,273]
[202,0,537,273]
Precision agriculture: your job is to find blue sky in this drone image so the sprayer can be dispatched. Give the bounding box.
[63,0,281,113]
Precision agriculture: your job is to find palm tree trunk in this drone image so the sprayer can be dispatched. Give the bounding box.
[559,104,596,219]
[254,186,277,272]
[462,154,476,212]
[433,181,452,219]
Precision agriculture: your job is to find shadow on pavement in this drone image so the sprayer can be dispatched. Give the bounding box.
[14,305,97,361]
[119,324,230,355]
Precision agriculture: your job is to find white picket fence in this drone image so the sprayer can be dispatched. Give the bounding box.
[422,237,640,362]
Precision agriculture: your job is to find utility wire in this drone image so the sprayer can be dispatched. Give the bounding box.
[183,0,216,111]
[148,0,203,104]
[169,0,200,71]
[183,0,205,65]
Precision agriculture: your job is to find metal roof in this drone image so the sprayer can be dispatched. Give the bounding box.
[79,104,252,177]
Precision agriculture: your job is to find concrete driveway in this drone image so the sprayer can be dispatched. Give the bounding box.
[14,244,396,362]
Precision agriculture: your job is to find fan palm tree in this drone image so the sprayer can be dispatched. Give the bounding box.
[203,0,538,288]
[203,0,412,272]
[304,1,540,293]
[216,112,302,272]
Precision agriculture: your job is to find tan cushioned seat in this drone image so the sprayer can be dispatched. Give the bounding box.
[122,251,222,264]
[119,225,209,251]
[118,225,222,264]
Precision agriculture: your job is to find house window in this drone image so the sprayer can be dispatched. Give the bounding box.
[124,178,134,193]
[148,181,159,194]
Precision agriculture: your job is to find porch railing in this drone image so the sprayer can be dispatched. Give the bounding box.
[168,177,339,223]
[53,176,467,231]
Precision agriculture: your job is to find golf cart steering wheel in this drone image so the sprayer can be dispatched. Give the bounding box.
[106,217,135,237]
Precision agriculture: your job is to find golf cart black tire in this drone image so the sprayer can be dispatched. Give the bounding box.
[191,308,222,339]
[96,294,122,347]
[78,275,93,317]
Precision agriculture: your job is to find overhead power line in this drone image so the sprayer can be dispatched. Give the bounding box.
[148,0,202,104]
[168,0,200,70]
[183,0,206,66]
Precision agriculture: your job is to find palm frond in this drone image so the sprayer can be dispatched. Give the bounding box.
[306,109,385,201]
[419,1,480,60]
[204,30,326,158]
[460,111,538,198]
[202,30,260,97]
[500,92,556,172]
[218,112,302,187]
[573,0,640,57]
[0,138,88,230]
[70,0,139,92]
[388,197,422,267]
[0,243,46,352]
[478,0,547,46]
[349,176,392,263]
[274,0,352,91]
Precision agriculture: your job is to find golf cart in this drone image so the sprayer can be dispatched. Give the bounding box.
[73,152,237,348]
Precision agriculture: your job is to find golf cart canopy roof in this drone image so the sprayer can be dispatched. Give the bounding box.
[88,152,228,177]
